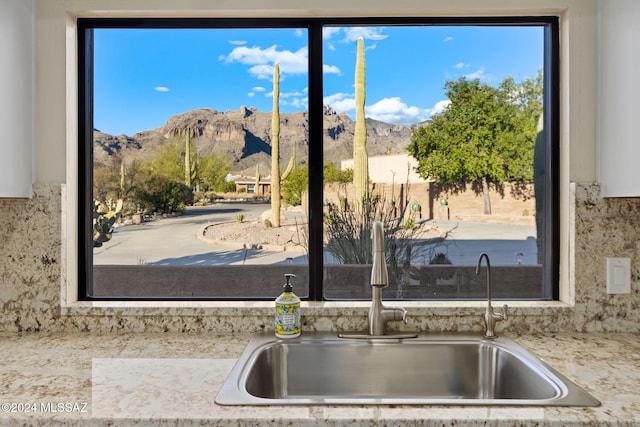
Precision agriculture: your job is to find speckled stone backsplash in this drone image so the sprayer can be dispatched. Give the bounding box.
[0,185,62,332]
[0,183,638,333]
[572,183,640,332]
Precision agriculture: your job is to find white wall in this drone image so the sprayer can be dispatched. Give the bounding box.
[597,0,640,197]
[0,0,34,197]
[342,154,424,184]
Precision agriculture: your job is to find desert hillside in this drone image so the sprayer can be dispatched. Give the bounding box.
[93,106,420,175]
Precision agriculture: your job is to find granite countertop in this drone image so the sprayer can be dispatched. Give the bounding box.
[0,331,638,426]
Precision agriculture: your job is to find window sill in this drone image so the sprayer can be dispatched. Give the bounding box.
[61,299,572,318]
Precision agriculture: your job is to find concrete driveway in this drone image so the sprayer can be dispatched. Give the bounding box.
[93,201,308,266]
[93,202,537,267]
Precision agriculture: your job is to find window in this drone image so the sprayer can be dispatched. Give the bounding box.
[78,17,559,301]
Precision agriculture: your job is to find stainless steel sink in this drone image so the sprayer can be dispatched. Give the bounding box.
[215,332,600,406]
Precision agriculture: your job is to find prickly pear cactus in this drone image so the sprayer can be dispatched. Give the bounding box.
[93,199,123,247]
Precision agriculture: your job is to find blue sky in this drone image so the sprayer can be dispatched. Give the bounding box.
[94,25,543,136]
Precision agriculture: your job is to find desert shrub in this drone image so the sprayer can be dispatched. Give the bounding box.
[282,165,308,206]
[324,187,454,296]
[214,180,237,193]
[132,177,194,214]
[324,162,352,183]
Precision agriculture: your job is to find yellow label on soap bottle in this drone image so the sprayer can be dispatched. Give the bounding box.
[275,274,300,338]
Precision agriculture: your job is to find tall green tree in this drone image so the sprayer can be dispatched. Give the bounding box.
[408,73,542,214]
[198,152,232,191]
[282,165,308,206]
[94,155,143,205]
[143,137,185,182]
[323,162,353,184]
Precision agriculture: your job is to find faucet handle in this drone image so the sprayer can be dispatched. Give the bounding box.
[398,307,408,324]
[493,304,508,321]
[484,304,508,339]
[388,306,408,323]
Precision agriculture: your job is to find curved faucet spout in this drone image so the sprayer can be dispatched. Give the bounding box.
[476,253,492,304]
[475,253,508,339]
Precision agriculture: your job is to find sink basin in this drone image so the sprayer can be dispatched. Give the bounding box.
[215,332,600,406]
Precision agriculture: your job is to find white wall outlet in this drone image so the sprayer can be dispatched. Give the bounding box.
[606,257,631,294]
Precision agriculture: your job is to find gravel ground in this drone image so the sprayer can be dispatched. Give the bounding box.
[204,219,308,249]
[203,218,444,251]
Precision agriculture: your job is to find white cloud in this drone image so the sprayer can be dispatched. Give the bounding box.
[365,97,428,124]
[427,99,451,116]
[248,92,255,97]
[465,67,488,80]
[219,45,308,79]
[267,87,309,110]
[247,64,274,80]
[455,62,469,69]
[228,40,247,45]
[322,27,342,40]
[444,36,453,42]
[323,64,341,75]
[281,90,306,99]
[252,86,266,92]
[322,26,390,43]
[324,92,355,113]
[325,94,432,124]
[283,96,308,109]
[334,98,355,113]
[294,28,304,38]
[342,27,388,42]
[323,92,455,124]
[154,86,170,92]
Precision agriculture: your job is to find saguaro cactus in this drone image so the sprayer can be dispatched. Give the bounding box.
[184,132,192,188]
[353,37,369,208]
[271,62,283,227]
[269,62,296,227]
[255,164,261,195]
[119,160,125,196]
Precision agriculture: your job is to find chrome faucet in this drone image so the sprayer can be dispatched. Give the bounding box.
[369,221,407,335]
[339,221,416,339]
[476,253,508,339]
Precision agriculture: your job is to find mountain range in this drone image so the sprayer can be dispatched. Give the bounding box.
[93,106,423,176]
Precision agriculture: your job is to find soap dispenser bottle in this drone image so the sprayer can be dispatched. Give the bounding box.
[275,273,301,339]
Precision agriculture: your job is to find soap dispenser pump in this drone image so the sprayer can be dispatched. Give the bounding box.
[275,273,301,339]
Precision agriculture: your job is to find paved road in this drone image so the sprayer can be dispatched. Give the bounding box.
[94,201,307,266]
[94,202,537,266]
[418,219,538,266]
